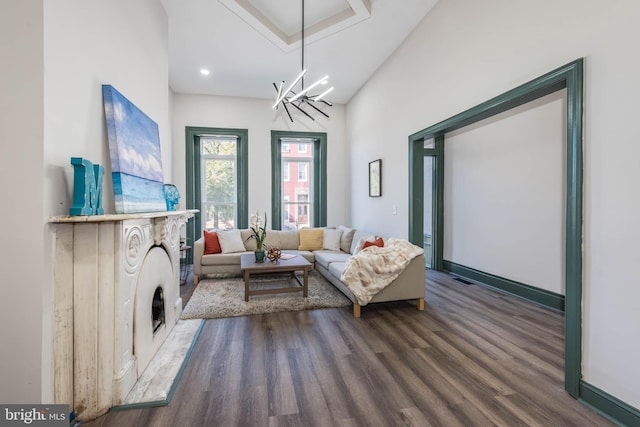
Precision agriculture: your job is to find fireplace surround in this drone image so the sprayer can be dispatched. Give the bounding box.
[50,210,195,421]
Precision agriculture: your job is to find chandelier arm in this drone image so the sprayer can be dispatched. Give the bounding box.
[313,86,334,103]
[289,101,315,121]
[282,102,294,122]
[273,81,284,99]
[272,69,305,109]
[305,100,330,119]
[318,99,333,107]
[289,75,328,103]
[272,82,282,109]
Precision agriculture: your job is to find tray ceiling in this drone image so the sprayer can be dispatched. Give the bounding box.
[161,0,439,103]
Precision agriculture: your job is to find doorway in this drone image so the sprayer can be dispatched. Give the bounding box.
[408,59,583,397]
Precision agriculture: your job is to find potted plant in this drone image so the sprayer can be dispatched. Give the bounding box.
[246,210,267,262]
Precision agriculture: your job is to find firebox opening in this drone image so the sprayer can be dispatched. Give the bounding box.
[151,287,165,334]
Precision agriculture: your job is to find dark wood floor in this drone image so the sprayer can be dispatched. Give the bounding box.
[84,270,613,427]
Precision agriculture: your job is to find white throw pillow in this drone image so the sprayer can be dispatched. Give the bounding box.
[217,230,246,253]
[323,229,343,251]
[350,230,375,254]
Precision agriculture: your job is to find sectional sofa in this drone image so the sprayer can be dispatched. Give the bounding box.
[192,226,425,317]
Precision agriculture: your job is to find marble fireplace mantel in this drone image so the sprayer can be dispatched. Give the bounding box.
[50,210,196,421]
[49,210,197,224]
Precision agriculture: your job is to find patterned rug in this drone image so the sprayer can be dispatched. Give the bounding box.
[180,270,351,320]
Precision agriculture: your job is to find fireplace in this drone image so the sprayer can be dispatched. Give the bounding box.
[50,210,195,421]
[152,286,165,334]
[132,245,176,378]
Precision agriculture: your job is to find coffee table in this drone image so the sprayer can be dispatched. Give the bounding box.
[240,253,312,302]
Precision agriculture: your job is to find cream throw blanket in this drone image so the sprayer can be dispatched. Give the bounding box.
[340,238,424,306]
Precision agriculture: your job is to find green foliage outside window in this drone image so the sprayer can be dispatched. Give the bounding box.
[202,138,237,229]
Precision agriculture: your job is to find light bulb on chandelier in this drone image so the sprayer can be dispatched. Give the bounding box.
[271,0,334,122]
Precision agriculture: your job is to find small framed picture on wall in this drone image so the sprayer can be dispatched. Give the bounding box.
[369,159,381,197]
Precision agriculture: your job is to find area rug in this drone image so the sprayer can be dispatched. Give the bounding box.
[181,271,351,320]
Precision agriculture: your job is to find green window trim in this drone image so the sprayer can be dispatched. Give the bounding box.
[185,126,248,250]
[271,130,327,230]
[408,59,583,398]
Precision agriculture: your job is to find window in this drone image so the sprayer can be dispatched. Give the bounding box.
[283,195,290,224]
[185,127,248,251]
[271,131,327,230]
[283,139,311,229]
[201,136,237,230]
[297,162,307,182]
[297,193,309,226]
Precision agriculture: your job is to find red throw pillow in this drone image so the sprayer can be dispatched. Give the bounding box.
[362,237,384,250]
[203,230,222,254]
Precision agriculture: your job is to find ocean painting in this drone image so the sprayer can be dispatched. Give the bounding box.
[103,85,166,213]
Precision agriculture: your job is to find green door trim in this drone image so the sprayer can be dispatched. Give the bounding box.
[270,130,327,230]
[185,126,249,252]
[422,139,443,270]
[408,58,583,397]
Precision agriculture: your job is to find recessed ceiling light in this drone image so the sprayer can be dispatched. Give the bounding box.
[200,69,211,76]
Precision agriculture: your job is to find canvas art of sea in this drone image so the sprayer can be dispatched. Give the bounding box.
[103,85,166,213]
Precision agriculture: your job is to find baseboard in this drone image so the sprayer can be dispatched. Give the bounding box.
[579,381,640,426]
[442,260,565,312]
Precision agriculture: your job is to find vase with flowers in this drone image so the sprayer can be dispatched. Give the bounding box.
[246,210,267,262]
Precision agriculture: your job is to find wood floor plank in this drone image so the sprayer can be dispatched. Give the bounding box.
[83,270,615,427]
[375,350,469,427]
[294,331,358,421]
[399,406,436,427]
[413,346,525,426]
[287,348,337,426]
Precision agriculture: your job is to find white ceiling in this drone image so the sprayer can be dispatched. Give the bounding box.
[161,0,439,104]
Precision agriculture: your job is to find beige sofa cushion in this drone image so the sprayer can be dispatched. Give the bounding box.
[283,250,315,264]
[239,229,257,251]
[263,230,299,250]
[328,262,347,278]
[314,250,351,269]
[337,225,356,253]
[201,252,250,266]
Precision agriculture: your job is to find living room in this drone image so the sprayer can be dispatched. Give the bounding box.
[2,0,639,426]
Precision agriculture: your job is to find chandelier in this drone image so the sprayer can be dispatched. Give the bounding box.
[272,0,334,122]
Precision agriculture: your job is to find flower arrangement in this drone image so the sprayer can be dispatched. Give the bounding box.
[246,210,267,251]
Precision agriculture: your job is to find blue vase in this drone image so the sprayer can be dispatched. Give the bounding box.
[254,250,265,262]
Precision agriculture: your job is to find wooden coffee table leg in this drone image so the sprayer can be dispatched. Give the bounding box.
[303,266,309,297]
[244,270,250,302]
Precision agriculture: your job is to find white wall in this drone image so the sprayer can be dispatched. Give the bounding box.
[170,94,348,228]
[40,0,169,402]
[0,0,45,403]
[346,0,640,410]
[44,0,170,216]
[445,91,565,294]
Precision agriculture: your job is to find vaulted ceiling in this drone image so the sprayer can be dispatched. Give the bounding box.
[160,0,439,104]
